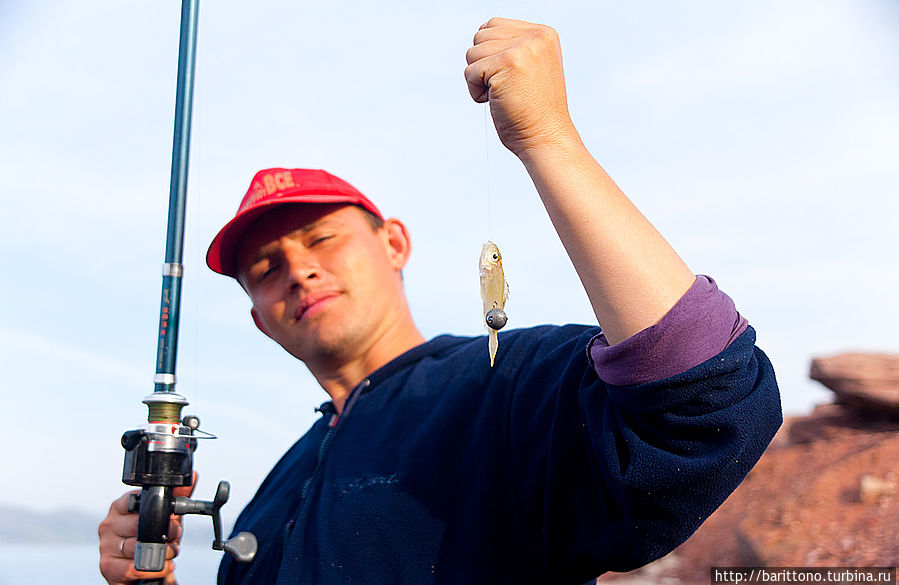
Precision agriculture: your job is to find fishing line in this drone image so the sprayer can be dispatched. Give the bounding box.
[186,39,204,418]
[483,102,494,241]
[191,115,202,416]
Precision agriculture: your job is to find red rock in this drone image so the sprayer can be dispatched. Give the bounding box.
[810,353,899,413]
[787,403,898,444]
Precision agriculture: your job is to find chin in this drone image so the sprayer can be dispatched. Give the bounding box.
[293,324,362,363]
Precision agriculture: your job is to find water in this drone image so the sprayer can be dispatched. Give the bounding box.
[0,543,222,584]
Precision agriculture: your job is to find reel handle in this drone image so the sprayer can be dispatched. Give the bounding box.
[128,480,258,568]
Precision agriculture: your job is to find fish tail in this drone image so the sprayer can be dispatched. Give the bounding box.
[488,330,498,367]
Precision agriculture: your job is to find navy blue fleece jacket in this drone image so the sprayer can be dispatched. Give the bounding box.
[217,323,781,585]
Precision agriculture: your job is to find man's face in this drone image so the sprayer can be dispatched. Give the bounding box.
[235,204,407,366]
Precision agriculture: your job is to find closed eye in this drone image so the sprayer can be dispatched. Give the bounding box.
[257,262,281,283]
[310,234,334,247]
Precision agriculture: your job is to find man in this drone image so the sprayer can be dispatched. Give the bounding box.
[99,18,781,585]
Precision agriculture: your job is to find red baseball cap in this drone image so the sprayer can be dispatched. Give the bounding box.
[206,168,383,277]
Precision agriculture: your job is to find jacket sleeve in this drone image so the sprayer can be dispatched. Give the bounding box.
[504,324,781,581]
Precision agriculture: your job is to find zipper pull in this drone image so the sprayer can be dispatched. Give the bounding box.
[314,402,336,416]
[314,402,340,428]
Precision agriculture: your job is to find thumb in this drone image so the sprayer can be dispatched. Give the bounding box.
[173,471,198,499]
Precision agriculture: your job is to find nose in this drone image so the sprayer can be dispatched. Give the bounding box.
[284,248,319,290]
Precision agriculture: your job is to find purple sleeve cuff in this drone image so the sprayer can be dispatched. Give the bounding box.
[587,275,748,386]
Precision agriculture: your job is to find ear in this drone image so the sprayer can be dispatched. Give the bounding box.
[251,307,275,340]
[382,218,412,270]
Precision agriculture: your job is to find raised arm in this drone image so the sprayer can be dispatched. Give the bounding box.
[464,18,696,345]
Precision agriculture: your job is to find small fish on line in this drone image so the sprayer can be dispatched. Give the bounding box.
[479,241,510,367]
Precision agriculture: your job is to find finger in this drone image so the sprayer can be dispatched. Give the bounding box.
[111,514,183,559]
[464,46,520,103]
[169,515,184,549]
[99,515,138,550]
[116,536,135,559]
[99,555,139,585]
[98,511,180,561]
[99,556,176,585]
[98,507,139,558]
[113,536,179,560]
[473,23,521,45]
[173,470,199,499]
[125,560,177,583]
[479,16,535,31]
[465,38,516,66]
[110,490,140,516]
[166,541,180,561]
[463,61,490,103]
[478,20,559,51]
[170,516,182,539]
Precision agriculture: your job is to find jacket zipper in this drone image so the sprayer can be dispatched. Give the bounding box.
[300,378,370,500]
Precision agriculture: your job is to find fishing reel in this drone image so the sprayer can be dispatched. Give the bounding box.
[122,392,257,574]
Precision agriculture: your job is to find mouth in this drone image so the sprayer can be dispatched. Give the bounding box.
[295,291,341,322]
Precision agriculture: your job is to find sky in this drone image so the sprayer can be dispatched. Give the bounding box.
[1,0,898,539]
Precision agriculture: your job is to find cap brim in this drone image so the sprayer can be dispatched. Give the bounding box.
[206,196,381,278]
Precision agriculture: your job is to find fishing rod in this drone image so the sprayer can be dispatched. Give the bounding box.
[119,1,256,582]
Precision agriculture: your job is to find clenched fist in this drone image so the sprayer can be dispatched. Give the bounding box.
[464,18,578,157]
